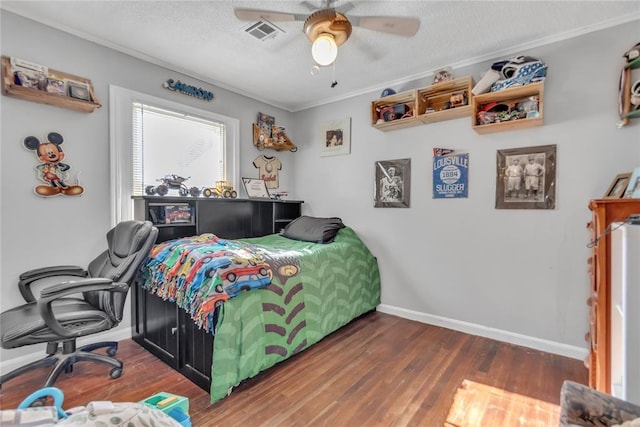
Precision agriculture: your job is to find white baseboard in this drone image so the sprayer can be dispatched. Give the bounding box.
[0,328,132,377]
[377,304,588,361]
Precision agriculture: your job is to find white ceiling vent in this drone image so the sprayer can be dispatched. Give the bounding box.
[243,20,283,41]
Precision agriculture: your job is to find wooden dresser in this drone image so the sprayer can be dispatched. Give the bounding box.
[587,199,640,392]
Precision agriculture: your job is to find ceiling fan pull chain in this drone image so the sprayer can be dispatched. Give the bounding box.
[331,60,338,88]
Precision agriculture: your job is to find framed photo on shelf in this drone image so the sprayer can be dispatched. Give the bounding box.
[66,79,91,101]
[374,158,411,208]
[624,167,640,198]
[320,117,351,157]
[603,172,631,199]
[496,144,556,210]
[257,112,275,137]
[242,177,271,199]
[45,77,66,95]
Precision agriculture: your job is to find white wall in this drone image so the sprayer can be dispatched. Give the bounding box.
[1,9,639,371]
[289,21,640,357]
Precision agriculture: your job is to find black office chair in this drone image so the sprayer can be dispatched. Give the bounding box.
[0,220,158,388]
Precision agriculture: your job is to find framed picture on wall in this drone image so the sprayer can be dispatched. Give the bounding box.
[320,117,351,157]
[496,145,556,210]
[624,167,640,198]
[603,172,631,199]
[374,158,411,208]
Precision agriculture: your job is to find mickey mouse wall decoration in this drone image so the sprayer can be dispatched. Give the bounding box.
[24,132,84,197]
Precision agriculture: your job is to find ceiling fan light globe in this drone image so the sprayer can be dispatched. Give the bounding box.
[312,33,338,66]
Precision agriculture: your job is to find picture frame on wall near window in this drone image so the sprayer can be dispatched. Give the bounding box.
[496,144,556,210]
[374,158,411,208]
[604,172,631,199]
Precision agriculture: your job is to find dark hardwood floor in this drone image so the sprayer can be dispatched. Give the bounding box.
[0,312,587,426]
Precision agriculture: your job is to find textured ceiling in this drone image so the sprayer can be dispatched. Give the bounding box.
[2,1,639,111]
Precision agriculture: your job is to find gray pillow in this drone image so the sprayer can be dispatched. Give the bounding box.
[282,216,345,243]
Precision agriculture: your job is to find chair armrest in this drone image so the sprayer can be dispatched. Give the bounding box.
[38,278,128,338]
[19,265,88,303]
[560,380,640,426]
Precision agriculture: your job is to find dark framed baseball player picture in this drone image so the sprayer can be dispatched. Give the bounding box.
[374,158,411,208]
[496,144,556,210]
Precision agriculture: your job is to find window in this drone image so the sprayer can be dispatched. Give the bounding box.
[110,86,239,225]
[132,103,226,195]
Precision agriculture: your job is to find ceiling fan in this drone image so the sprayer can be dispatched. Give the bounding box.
[234,0,420,66]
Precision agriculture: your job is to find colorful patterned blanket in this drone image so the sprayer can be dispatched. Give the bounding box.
[141,233,303,333]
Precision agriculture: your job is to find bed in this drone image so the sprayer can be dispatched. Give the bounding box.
[138,216,381,403]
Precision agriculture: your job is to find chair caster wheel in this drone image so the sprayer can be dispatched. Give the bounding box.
[110,367,122,379]
[107,347,117,357]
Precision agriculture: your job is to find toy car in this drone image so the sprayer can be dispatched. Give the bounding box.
[145,174,200,197]
[223,274,272,298]
[477,102,525,125]
[202,180,238,198]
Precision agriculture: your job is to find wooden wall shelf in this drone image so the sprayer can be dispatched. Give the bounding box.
[471,82,544,134]
[1,56,101,113]
[618,55,640,127]
[252,123,297,152]
[371,76,474,132]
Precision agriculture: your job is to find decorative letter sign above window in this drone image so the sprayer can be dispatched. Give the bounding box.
[163,78,214,101]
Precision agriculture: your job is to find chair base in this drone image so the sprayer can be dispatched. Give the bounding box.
[0,340,123,389]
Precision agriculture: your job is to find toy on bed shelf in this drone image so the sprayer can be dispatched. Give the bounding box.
[145,174,200,197]
[201,180,238,198]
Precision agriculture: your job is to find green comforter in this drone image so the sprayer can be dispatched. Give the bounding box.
[210,226,381,402]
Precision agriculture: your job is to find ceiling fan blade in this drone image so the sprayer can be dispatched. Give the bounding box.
[349,16,420,37]
[300,1,318,12]
[335,2,355,15]
[234,8,307,22]
[349,33,382,62]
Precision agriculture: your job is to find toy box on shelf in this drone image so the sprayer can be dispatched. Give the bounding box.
[471,82,544,134]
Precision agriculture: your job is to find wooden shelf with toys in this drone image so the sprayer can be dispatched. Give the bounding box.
[370,75,474,132]
[417,75,474,125]
[252,124,297,152]
[371,90,421,131]
[617,44,640,128]
[471,82,544,134]
[1,56,101,113]
[253,112,297,152]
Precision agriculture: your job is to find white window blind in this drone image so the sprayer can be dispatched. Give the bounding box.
[132,102,226,196]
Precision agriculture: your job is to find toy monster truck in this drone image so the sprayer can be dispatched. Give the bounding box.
[145,174,200,197]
